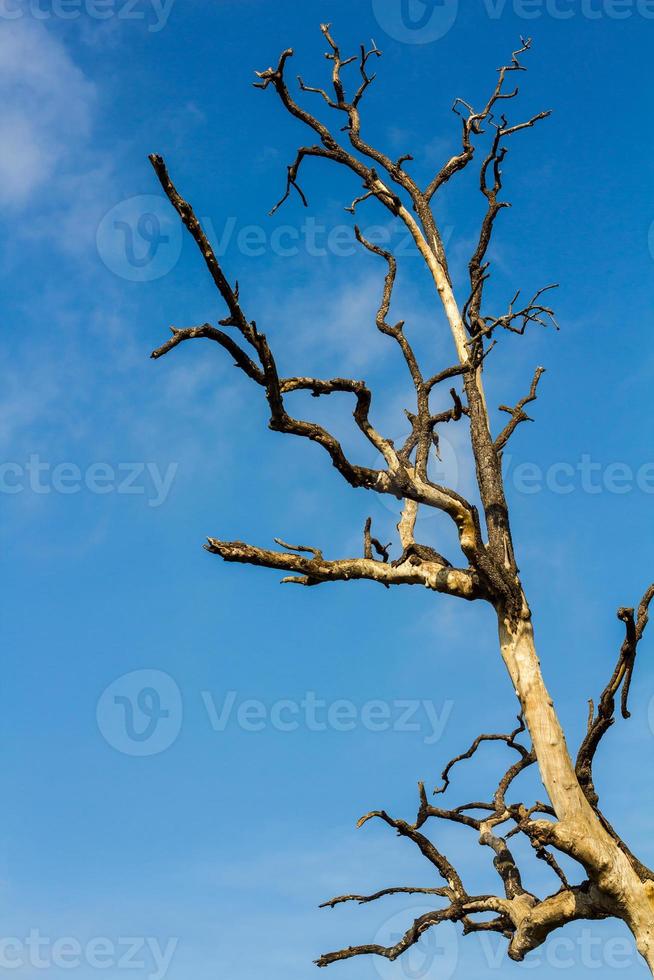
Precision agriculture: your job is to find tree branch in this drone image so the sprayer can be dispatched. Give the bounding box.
[494,366,546,452]
[205,538,481,599]
[425,37,549,202]
[148,29,654,974]
[576,584,654,811]
[434,714,529,795]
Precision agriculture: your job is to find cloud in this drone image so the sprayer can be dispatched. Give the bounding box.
[0,21,96,207]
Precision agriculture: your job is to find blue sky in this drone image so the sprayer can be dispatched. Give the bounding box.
[2,0,654,977]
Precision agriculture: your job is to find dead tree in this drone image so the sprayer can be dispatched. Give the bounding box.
[149,26,654,973]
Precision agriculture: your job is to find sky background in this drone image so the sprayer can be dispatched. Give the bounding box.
[2,0,654,977]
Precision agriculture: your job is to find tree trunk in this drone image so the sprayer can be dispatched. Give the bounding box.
[497,606,597,825]
[498,601,654,974]
[623,892,654,973]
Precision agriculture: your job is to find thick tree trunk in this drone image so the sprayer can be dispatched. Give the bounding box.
[498,602,654,973]
[497,607,596,825]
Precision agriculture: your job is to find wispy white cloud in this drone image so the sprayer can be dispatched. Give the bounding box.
[0,22,96,207]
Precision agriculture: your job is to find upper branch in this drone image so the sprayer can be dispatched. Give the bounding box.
[434,714,529,795]
[417,41,552,350]
[464,106,550,341]
[254,28,454,273]
[254,43,407,222]
[149,153,395,489]
[494,366,546,453]
[354,226,423,392]
[151,25,567,620]
[149,153,493,572]
[466,286,559,348]
[425,38,549,202]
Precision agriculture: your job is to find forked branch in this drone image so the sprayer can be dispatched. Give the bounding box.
[576,584,654,810]
[316,712,613,968]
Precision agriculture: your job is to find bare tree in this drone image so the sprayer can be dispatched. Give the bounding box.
[149,25,654,973]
